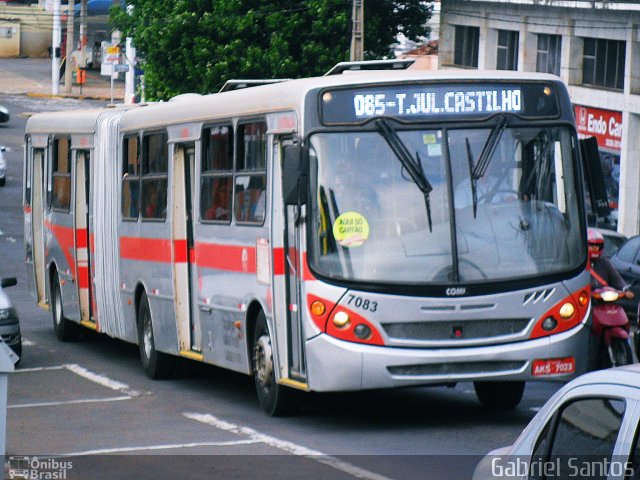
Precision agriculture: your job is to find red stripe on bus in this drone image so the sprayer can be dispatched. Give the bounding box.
[174,239,188,263]
[75,229,88,249]
[77,265,89,289]
[193,242,257,273]
[272,248,285,276]
[44,220,77,279]
[120,237,172,263]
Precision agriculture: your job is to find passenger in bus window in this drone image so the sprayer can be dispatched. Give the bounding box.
[144,186,159,218]
[204,178,230,221]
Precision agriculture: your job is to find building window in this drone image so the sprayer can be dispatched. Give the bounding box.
[51,137,71,211]
[536,34,561,76]
[201,125,233,223]
[583,38,625,90]
[454,25,479,68]
[497,30,519,71]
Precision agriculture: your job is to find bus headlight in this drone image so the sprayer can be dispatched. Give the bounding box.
[332,311,350,328]
[558,302,575,319]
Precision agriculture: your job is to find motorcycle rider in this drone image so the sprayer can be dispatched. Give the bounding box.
[588,228,633,296]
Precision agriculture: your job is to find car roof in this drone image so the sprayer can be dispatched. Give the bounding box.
[565,364,640,390]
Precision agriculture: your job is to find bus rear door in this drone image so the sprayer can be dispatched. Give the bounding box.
[172,141,202,355]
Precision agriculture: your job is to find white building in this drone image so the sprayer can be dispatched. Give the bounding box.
[439,0,640,236]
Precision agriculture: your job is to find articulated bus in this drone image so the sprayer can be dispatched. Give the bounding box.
[24,69,591,415]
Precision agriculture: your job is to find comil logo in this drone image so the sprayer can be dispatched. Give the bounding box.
[445,287,466,296]
[8,456,73,480]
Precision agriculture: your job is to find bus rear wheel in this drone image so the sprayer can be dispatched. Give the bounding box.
[137,292,174,379]
[51,272,80,341]
[474,380,525,410]
[252,312,295,416]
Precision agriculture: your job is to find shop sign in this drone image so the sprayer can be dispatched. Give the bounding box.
[574,105,622,152]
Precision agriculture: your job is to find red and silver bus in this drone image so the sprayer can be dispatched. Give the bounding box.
[24,69,591,415]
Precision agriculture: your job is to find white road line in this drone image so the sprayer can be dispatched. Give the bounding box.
[12,363,140,397]
[8,395,132,409]
[184,412,397,480]
[13,365,66,373]
[21,338,35,347]
[64,363,139,396]
[62,439,260,456]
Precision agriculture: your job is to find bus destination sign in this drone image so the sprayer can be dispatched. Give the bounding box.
[320,83,558,124]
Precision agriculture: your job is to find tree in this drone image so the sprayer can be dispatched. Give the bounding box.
[110,1,431,100]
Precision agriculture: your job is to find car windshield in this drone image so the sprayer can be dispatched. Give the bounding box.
[308,124,584,285]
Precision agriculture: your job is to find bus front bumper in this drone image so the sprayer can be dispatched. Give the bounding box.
[304,324,590,392]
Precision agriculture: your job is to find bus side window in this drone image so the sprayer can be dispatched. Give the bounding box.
[121,135,140,219]
[51,136,71,211]
[235,121,267,224]
[140,132,168,221]
[201,125,233,223]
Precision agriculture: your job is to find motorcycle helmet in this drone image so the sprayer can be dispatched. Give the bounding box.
[587,228,605,260]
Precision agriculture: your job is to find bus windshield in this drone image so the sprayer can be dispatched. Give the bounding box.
[308,124,584,285]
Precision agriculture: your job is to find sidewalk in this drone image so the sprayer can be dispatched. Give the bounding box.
[0,57,125,102]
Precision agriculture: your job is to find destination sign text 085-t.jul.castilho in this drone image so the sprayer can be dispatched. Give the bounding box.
[320,83,559,124]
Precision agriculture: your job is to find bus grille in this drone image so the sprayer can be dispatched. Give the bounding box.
[381,318,532,341]
[387,361,526,377]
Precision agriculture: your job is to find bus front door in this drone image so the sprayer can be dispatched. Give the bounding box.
[172,142,201,354]
[281,140,306,382]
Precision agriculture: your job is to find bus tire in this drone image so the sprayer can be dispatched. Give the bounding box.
[52,272,80,341]
[252,311,295,416]
[137,292,174,379]
[474,380,525,410]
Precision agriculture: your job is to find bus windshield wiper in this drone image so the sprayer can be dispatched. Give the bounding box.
[465,115,508,218]
[375,119,433,232]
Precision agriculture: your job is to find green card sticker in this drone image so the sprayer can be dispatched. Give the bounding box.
[423,134,437,144]
[332,211,370,248]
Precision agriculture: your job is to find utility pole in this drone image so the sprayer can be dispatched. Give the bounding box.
[64,0,74,93]
[51,0,61,95]
[79,0,88,68]
[124,4,136,104]
[350,0,364,61]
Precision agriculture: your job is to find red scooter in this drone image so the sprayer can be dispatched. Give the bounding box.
[592,286,634,368]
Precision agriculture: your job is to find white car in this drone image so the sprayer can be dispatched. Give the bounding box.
[0,277,21,362]
[473,365,640,480]
[0,145,6,186]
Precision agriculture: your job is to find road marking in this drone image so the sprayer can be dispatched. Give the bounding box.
[21,338,35,347]
[9,396,132,409]
[530,407,542,412]
[12,364,139,398]
[64,363,140,396]
[184,412,397,480]
[13,365,66,373]
[62,439,260,456]
[6,237,16,243]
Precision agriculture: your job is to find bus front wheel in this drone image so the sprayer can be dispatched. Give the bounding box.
[252,312,295,416]
[137,292,174,379]
[474,380,525,410]
[51,272,80,341]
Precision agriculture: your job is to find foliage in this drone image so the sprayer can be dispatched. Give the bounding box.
[110,1,431,100]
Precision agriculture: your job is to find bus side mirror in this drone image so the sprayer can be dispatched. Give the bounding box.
[282,143,308,206]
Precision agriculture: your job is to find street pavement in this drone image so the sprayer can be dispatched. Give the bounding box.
[0,57,124,102]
